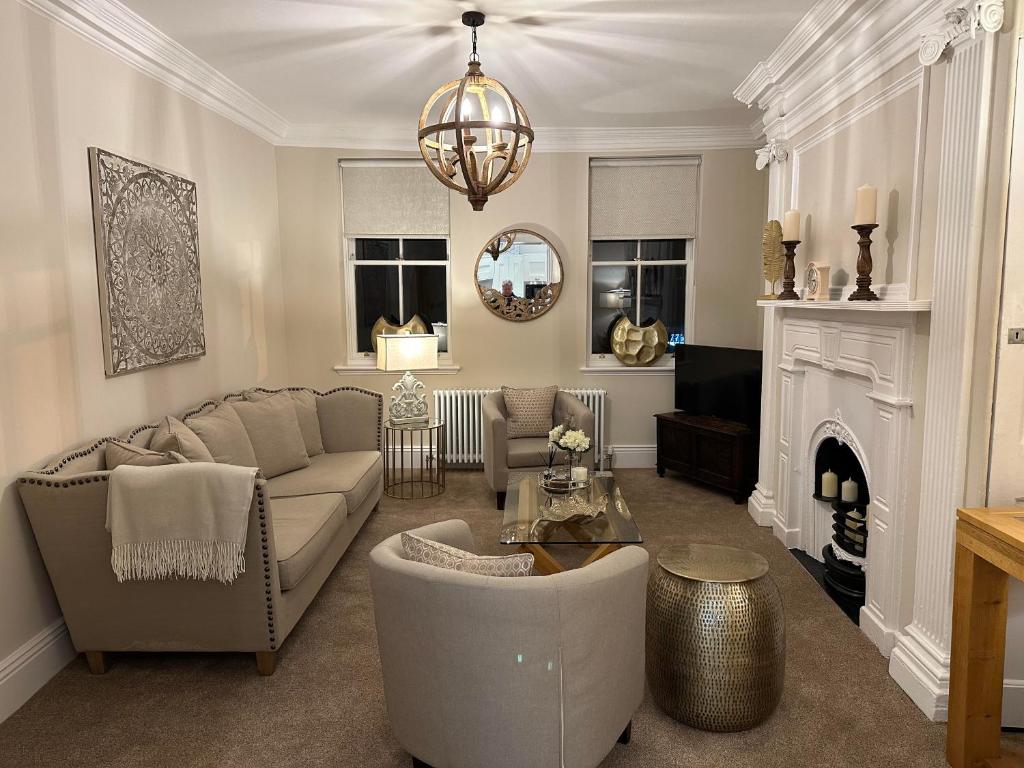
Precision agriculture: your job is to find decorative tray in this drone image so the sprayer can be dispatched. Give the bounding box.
[538,473,591,494]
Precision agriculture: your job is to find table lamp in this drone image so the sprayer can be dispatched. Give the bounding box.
[376,333,439,425]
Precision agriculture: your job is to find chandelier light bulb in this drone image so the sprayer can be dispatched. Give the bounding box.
[417,11,534,211]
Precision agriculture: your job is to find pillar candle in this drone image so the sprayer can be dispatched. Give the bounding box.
[854,185,877,225]
[841,478,859,503]
[821,470,838,498]
[571,466,588,484]
[783,209,801,241]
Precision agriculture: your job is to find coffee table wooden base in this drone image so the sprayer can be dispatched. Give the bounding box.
[520,542,622,575]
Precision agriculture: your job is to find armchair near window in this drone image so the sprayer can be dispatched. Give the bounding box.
[482,390,595,509]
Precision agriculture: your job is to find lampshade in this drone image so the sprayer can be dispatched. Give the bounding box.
[376,334,439,372]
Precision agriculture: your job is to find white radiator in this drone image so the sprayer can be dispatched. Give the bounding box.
[433,389,607,470]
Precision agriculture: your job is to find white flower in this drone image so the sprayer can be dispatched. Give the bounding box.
[557,429,590,454]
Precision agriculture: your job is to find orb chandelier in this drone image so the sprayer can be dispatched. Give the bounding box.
[418,11,534,211]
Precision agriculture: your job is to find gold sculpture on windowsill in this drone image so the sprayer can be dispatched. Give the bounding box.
[610,316,668,366]
[370,314,430,352]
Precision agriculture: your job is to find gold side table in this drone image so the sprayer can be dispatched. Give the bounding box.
[646,543,785,732]
[383,419,446,499]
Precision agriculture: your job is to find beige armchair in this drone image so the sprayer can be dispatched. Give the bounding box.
[369,519,647,768]
[482,390,595,509]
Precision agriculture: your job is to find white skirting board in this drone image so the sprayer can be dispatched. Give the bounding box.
[0,618,75,723]
[609,445,657,469]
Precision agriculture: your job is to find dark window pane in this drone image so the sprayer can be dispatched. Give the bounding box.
[403,239,448,261]
[591,265,637,354]
[354,265,400,352]
[640,239,686,261]
[402,266,448,352]
[640,264,686,349]
[592,240,637,262]
[354,238,399,261]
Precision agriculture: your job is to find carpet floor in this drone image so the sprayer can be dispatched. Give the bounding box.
[0,470,1017,767]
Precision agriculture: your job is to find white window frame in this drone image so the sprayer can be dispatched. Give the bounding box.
[585,237,695,371]
[342,234,454,369]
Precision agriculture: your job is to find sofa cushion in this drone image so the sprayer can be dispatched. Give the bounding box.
[231,394,310,478]
[149,416,215,463]
[186,404,258,467]
[272,493,346,590]
[105,441,188,470]
[267,451,382,514]
[507,437,552,469]
[245,389,324,457]
[501,385,557,439]
[401,532,533,576]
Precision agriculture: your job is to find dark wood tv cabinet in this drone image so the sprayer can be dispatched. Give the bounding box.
[654,411,757,504]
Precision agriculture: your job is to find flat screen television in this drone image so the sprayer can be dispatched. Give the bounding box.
[674,344,762,429]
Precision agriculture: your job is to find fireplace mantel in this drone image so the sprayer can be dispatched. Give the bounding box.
[757,299,932,313]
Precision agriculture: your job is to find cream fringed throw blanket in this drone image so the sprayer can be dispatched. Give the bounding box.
[106,462,259,584]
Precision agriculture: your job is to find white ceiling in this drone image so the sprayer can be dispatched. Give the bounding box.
[120,0,818,137]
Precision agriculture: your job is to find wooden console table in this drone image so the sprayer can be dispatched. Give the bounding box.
[948,507,1024,768]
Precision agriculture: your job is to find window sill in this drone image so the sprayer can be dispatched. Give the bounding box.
[580,366,673,376]
[333,364,462,375]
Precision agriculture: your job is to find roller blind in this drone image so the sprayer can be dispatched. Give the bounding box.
[340,160,450,236]
[589,157,700,239]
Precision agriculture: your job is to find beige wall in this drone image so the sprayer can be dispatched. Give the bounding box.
[0,0,288,680]
[276,146,767,448]
[781,56,944,300]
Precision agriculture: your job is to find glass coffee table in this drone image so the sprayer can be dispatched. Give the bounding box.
[499,471,642,575]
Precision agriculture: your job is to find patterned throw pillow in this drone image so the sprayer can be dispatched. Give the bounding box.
[401,532,534,577]
[501,385,558,439]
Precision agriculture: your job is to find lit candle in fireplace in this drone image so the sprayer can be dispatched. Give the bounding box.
[821,469,838,498]
[841,478,859,503]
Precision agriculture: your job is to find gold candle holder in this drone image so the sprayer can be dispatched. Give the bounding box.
[777,240,800,301]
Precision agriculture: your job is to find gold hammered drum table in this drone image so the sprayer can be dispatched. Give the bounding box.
[646,543,785,731]
[383,419,446,500]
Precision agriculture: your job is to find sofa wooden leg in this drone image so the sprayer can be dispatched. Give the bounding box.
[496,491,506,510]
[255,651,277,676]
[618,720,632,745]
[85,651,108,675]
[412,758,433,768]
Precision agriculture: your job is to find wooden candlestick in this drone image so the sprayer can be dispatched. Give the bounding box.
[849,223,880,301]
[778,240,800,300]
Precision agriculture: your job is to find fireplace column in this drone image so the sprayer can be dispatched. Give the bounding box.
[889,4,1005,721]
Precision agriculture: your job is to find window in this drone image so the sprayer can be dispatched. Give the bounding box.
[348,236,450,353]
[587,157,699,367]
[339,160,451,365]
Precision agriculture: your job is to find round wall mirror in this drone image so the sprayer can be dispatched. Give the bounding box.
[474,229,563,321]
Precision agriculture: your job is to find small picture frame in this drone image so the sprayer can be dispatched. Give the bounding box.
[805,261,831,301]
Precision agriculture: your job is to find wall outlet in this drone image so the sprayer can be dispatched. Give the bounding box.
[1010,328,1024,344]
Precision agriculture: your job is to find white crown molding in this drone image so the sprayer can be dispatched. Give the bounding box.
[284,124,761,152]
[20,0,765,154]
[19,0,289,143]
[735,0,950,140]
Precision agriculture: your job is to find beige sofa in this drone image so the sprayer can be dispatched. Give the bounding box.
[369,519,648,768]
[482,390,596,509]
[17,386,382,676]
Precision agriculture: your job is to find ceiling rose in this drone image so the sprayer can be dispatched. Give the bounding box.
[417,11,534,211]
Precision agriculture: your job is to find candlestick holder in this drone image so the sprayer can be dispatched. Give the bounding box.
[777,240,800,300]
[849,223,880,301]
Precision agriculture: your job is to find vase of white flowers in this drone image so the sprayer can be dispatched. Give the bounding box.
[542,420,592,492]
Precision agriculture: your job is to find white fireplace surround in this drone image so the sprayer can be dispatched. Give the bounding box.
[753,301,930,656]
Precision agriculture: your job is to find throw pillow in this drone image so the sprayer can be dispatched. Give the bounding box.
[401,532,534,577]
[149,416,215,463]
[501,385,558,439]
[105,440,189,470]
[185,403,258,467]
[244,389,324,457]
[231,394,310,478]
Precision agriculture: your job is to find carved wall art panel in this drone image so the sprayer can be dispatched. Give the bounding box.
[88,148,205,376]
